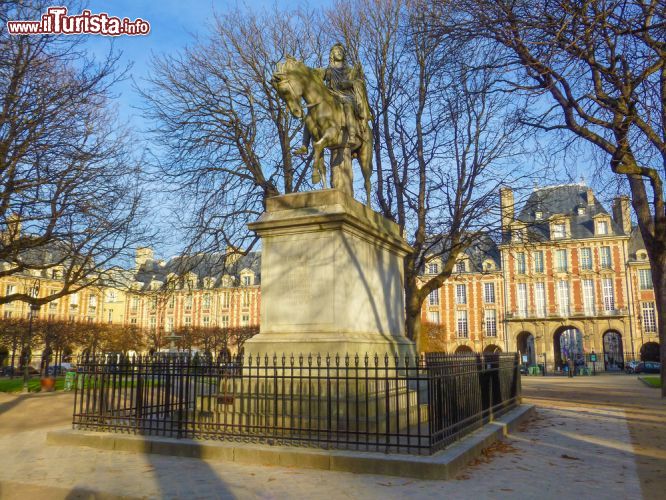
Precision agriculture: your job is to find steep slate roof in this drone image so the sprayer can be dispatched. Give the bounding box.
[421,233,501,273]
[628,226,648,261]
[134,251,261,290]
[515,184,626,241]
[464,234,501,272]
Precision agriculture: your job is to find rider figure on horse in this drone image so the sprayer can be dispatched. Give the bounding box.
[293,43,372,156]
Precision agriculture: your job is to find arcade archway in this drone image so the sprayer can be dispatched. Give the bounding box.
[641,342,660,362]
[454,345,474,354]
[516,331,536,365]
[603,331,624,371]
[483,344,502,354]
[554,326,584,370]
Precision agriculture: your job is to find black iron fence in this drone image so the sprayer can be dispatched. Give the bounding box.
[72,352,520,455]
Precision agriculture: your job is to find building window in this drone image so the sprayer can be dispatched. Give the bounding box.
[638,269,653,290]
[535,282,546,317]
[4,284,16,296]
[552,223,566,239]
[557,281,570,316]
[130,318,137,324]
[49,300,57,310]
[242,275,252,286]
[107,309,113,324]
[222,292,231,308]
[602,278,615,311]
[516,283,528,318]
[242,290,250,307]
[167,316,174,332]
[455,261,466,273]
[516,252,526,274]
[555,249,568,272]
[131,297,139,312]
[88,295,97,309]
[202,293,211,309]
[185,295,193,311]
[580,248,592,270]
[184,316,192,326]
[456,310,468,338]
[3,311,11,319]
[203,316,210,327]
[150,297,157,310]
[484,309,497,337]
[483,283,495,304]
[241,314,250,326]
[106,290,116,302]
[168,295,175,309]
[70,293,79,306]
[455,284,467,305]
[428,262,439,275]
[428,311,440,324]
[429,288,439,306]
[600,246,612,269]
[221,315,229,328]
[642,302,657,333]
[596,220,609,235]
[533,251,544,274]
[582,279,595,315]
[150,317,156,329]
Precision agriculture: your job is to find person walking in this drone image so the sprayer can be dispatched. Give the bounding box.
[567,357,575,378]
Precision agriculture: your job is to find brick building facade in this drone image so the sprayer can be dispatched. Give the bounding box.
[0,184,660,372]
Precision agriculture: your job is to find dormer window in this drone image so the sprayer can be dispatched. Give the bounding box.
[428,262,439,275]
[513,227,527,242]
[483,260,495,271]
[455,261,466,273]
[577,206,586,215]
[596,220,609,235]
[552,223,566,239]
[535,211,543,220]
[637,250,648,261]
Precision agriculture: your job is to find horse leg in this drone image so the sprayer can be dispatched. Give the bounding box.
[314,128,338,189]
[312,139,327,189]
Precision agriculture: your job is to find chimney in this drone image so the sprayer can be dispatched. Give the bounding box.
[2,213,21,245]
[500,187,515,235]
[225,246,242,266]
[135,247,154,270]
[586,187,595,206]
[612,196,631,234]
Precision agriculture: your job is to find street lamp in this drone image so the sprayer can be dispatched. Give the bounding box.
[23,283,39,393]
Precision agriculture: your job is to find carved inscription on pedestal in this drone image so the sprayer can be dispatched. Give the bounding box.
[264,234,334,328]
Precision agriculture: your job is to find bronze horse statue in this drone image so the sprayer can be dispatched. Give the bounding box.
[271,56,373,206]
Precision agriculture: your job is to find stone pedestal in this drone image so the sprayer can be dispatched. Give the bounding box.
[244,189,416,360]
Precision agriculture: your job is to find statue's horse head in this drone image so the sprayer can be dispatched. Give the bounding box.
[270,56,308,119]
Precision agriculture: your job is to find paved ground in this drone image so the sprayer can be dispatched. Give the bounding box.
[0,374,662,499]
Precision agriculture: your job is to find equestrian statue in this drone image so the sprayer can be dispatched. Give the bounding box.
[270,43,373,206]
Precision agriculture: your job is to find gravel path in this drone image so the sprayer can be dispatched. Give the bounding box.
[0,375,659,499]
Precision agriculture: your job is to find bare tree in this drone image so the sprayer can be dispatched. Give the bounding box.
[433,0,666,392]
[0,1,150,307]
[141,8,329,258]
[329,0,534,345]
[145,1,535,349]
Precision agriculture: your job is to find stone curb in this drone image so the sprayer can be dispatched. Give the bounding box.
[47,404,535,480]
[637,376,660,388]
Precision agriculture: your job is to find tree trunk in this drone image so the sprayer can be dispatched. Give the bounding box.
[652,256,666,397]
[405,283,423,351]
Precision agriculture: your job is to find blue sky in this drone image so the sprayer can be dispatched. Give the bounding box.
[82,1,331,132]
